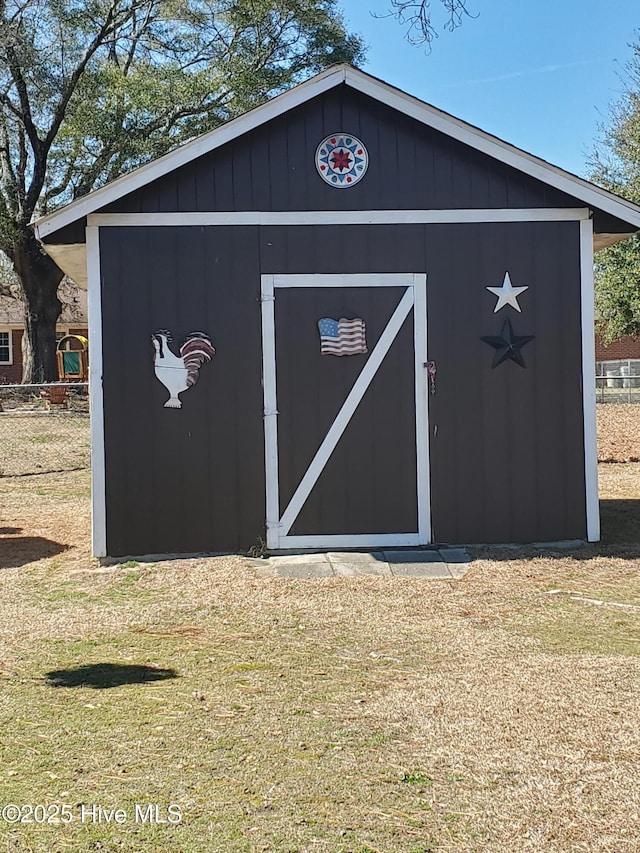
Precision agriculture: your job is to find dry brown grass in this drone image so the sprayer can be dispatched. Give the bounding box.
[598,403,640,462]
[3,538,640,852]
[1,413,640,851]
[0,412,90,476]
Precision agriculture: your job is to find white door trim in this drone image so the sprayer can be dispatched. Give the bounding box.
[280,533,423,549]
[261,275,280,548]
[413,275,430,540]
[261,272,430,550]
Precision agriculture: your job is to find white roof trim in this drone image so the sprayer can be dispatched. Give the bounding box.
[34,66,347,239]
[344,68,640,229]
[33,64,640,240]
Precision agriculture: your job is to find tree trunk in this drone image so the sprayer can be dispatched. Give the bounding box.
[11,228,64,384]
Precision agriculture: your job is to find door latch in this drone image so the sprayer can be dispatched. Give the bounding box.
[426,360,437,395]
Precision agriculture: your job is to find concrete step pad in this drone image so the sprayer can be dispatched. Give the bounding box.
[255,548,469,579]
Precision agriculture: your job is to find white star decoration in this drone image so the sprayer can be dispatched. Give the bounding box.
[486,271,529,313]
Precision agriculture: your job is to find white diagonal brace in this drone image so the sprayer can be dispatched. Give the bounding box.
[279,287,414,537]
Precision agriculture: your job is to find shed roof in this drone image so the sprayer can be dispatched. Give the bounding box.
[33,63,640,284]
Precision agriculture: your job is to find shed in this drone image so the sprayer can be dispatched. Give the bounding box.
[34,65,640,558]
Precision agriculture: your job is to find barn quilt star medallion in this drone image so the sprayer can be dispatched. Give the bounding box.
[481,318,534,368]
[315,134,368,187]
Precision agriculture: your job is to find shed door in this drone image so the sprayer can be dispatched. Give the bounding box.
[261,273,430,550]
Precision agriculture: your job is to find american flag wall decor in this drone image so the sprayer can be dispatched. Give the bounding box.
[317,317,367,356]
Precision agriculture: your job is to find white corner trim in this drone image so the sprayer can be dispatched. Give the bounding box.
[580,218,600,543]
[85,209,590,229]
[86,225,107,558]
[33,63,640,240]
[279,286,415,537]
[261,275,280,550]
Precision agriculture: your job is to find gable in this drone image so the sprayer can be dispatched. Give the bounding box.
[34,64,640,281]
[98,85,584,216]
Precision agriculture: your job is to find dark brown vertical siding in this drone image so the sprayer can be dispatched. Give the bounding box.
[33,73,620,553]
[100,226,264,556]
[274,286,416,536]
[96,111,595,558]
[426,221,586,544]
[100,220,586,554]
[101,87,589,216]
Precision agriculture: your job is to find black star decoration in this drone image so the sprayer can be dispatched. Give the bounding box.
[481,318,534,368]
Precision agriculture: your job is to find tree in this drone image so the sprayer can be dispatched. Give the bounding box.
[590,35,640,342]
[0,251,18,296]
[381,0,474,48]
[0,0,364,382]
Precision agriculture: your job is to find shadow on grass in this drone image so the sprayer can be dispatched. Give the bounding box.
[468,500,640,561]
[600,499,640,546]
[0,536,67,568]
[44,663,177,689]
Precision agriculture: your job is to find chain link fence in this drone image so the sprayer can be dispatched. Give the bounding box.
[0,366,636,478]
[596,360,640,403]
[0,383,90,476]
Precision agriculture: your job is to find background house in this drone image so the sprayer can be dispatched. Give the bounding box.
[595,333,640,361]
[0,278,88,383]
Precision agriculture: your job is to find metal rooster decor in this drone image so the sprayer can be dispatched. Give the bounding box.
[151,329,215,408]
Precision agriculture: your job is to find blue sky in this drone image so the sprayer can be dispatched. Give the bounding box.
[339,0,639,178]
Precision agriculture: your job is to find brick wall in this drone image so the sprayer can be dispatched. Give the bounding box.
[0,327,89,383]
[595,334,640,361]
[0,329,23,383]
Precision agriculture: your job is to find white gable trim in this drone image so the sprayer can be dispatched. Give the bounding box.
[33,64,640,241]
[344,68,640,229]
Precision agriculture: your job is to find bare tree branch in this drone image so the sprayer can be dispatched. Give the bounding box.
[0,110,19,213]
[376,0,475,48]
